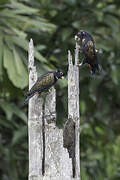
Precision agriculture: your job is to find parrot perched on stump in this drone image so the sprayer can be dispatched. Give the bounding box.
[75,30,100,75]
[25,69,64,102]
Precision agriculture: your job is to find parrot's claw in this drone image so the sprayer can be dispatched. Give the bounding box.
[77,62,83,67]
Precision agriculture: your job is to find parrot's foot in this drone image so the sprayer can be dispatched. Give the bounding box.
[77,62,83,67]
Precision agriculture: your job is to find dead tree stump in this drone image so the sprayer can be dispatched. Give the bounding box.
[63,45,80,179]
[28,40,80,180]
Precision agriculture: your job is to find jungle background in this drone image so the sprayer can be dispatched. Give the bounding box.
[0,0,120,179]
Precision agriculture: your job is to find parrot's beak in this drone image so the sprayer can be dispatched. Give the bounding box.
[95,49,98,53]
[61,76,64,79]
[75,35,80,41]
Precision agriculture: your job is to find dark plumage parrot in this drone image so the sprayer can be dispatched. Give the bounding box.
[25,69,64,102]
[75,30,100,75]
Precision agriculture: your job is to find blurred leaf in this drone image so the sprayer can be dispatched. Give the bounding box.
[11,36,47,63]
[0,36,3,77]
[80,101,86,114]
[61,28,73,41]
[12,126,27,146]
[10,0,39,14]
[111,65,120,85]
[0,101,13,120]
[3,45,28,89]
[0,101,27,123]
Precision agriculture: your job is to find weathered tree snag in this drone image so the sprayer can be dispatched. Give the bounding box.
[63,44,80,179]
[28,39,80,180]
[28,39,43,180]
[43,88,73,179]
[74,44,80,179]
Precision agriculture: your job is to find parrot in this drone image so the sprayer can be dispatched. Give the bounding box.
[75,30,100,75]
[25,69,64,102]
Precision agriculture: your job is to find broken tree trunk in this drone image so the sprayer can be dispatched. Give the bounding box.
[28,39,43,179]
[63,44,80,179]
[28,39,80,180]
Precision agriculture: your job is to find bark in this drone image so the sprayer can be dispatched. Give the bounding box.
[28,39,43,179]
[63,43,80,179]
[28,39,78,180]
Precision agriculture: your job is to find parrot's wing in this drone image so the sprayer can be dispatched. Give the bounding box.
[29,71,55,94]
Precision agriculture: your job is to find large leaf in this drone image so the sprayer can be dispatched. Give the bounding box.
[0,8,56,33]
[11,36,47,62]
[3,45,28,89]
[10,0,39,14]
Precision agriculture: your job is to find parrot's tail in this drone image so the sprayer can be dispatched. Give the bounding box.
[24,90,41,104]
[24,93,34,103]
[91,62,101,75]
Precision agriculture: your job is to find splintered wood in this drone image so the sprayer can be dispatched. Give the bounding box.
[28,39,43,178]
[28,40,80,180]
[64,44,80,179]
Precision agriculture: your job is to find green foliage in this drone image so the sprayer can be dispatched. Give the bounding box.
[0,0,120,179]
[0,0,56,89]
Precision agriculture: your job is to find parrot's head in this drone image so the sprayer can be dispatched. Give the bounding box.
[54,69,64,80]
[75,30,92,41]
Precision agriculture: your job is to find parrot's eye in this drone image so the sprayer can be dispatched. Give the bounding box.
[81,31,85,35]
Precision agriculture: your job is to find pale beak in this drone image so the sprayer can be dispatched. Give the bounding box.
[82,38,85,43]
[75,35,80,41]
[95,49,98,53]
[61,76,64,79]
